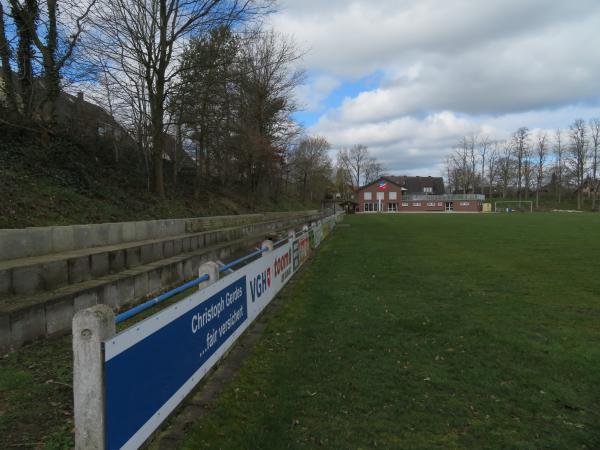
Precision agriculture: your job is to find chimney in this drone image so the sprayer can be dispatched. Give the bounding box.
[77,92,84,102]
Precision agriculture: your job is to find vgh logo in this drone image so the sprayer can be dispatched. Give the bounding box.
[249,268,271,302]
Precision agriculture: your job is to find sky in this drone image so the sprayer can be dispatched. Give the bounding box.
[268,0,600,176]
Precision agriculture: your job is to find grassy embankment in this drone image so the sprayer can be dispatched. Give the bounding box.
[0,130,314,229]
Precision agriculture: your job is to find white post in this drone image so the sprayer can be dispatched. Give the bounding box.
[73,304,116,450]
[288,229,295,241]
[198,261,219,290]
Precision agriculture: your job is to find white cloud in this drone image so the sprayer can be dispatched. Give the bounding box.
[315,111,490,174]
[294,74,341,112]
[314,105,600,176]
[269,0,600,173]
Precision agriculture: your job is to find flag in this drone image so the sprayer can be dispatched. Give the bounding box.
[378,180,388,190]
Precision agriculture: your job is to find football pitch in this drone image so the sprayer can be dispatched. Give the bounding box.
[182,213,600,449]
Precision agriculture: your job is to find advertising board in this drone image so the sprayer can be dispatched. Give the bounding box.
[103,242,297,450]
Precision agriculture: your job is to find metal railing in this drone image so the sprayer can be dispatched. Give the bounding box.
[114,235,296,324]
[402,194,485,201]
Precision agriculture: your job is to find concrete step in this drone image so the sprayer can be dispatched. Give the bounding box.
[0,215,316,297]
[0,211,319,261]
[0,226,296,354]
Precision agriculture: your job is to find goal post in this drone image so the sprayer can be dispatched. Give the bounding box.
[494,201,533,213]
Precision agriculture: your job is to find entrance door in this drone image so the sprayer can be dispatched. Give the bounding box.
[376,192,384,213]
[445,202,454,212]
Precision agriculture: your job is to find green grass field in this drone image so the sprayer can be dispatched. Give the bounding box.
[182,213,600,450]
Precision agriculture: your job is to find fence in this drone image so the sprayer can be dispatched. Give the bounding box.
[401,194,486,202]
[72,212,343,450]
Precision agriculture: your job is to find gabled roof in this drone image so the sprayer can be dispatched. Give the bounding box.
[358,175,445,194]
[400,176,445,195]
[358,176,406,191]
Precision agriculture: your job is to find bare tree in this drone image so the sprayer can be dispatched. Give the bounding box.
[478,135,490,194]
[468,135,478,193]
[288,136,332,202]
[590,118,600,211]
[88,0,267,197]
[0,2,20,118]
[512,127,529,200]
[443,154,457,193]
[450,135,477,194]
[498,140,513,198]
[554,128,564,203]
[4,0,97,123]
[522,146,533,199]
[3,0,38,120]
[534,132,547,209]
[487,141,499,198]
[569,119,589,210]
[338,144,370,188]
[363,158,383,184]
[334,165,353,201]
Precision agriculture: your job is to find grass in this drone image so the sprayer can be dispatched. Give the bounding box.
[0,334,74,449]
[0,164,313,228]
[488,195,599,212]
[1,213,599,449]
[182,213,600,449]
[0,284,197,450]
[0,130,315,228]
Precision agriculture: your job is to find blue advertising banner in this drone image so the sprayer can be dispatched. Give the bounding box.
[99,220,337,449]
[104,277,247,450]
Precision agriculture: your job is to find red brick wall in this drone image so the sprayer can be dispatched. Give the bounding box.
[452,201,482,212]
[357,184,482,213]
[399,201,445,212]
[357,185,402,212]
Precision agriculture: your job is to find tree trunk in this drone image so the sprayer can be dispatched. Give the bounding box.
[37,0,60,125]
[11,0,37,118]
[0,4,19,114]
[302,172,307,202]
[173,121,182,188]
[149,74,166,197]
[152,129,165,198]
[42,63,60,124]
[150,98,166,197]
[195,129,205,198]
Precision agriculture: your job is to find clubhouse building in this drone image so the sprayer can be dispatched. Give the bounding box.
[357,176,484,213]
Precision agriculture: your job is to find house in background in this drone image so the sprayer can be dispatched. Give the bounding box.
[357,175,484,213]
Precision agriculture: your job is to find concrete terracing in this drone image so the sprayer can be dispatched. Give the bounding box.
[0,211,322,353]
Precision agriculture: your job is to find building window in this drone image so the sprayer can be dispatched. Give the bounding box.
[388,203,398,212]
[364,192,372,200]
[364,202,380,212]
[402,202,409,207]
[376,192,384,200]
[413,202,421,207]
[437,202,443,206]
[427,202,435,206]
[389,191,397,200]
[423,187,433,193]
[460,202,470,206]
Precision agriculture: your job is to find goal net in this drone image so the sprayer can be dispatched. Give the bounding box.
[494,201,533,213]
